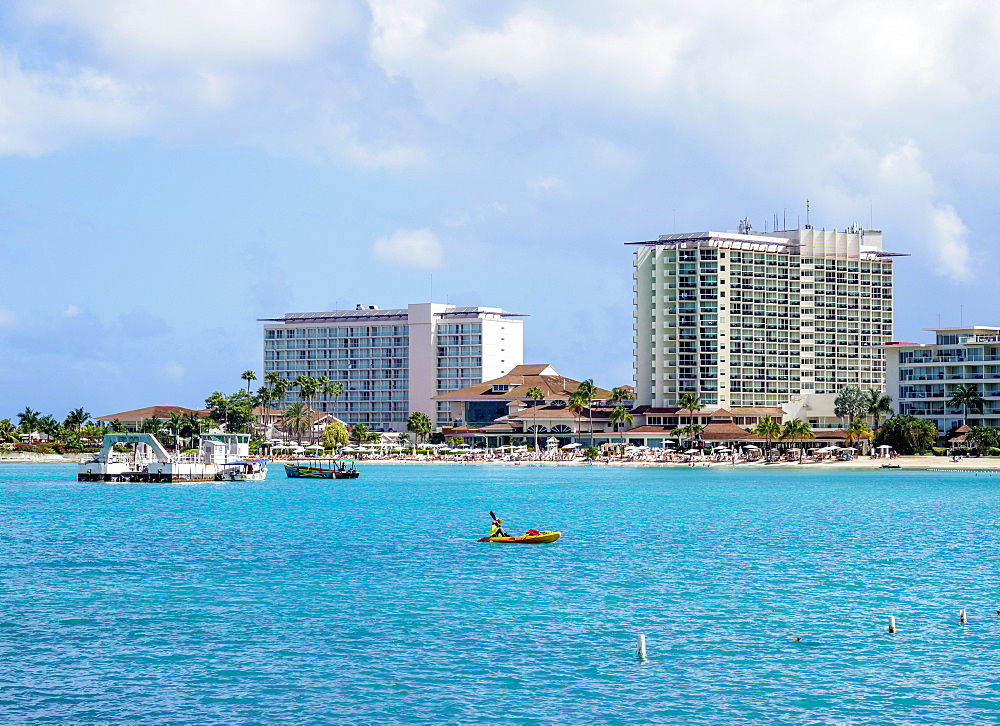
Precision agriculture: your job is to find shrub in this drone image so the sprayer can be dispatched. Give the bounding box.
[988,447,1000,457]
[931,447,948,456]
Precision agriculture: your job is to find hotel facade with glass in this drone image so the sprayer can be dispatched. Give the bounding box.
[261,303,524,430]
[630,224,903,413]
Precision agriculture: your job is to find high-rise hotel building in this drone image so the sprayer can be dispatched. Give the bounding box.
[630,224,903,410]
[261,303,524,430]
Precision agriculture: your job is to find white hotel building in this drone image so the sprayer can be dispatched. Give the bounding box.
[885,326,1000,434]
[261,303,524,430]
[630,224,904,416]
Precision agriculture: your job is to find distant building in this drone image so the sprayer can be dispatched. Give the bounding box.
[434,364,617,444]
[260,303,525,430]
[884,326,1000,434]
[95,406,201,432]
[629,223,905,416]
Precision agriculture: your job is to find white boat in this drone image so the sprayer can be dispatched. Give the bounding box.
[79,432,255,482]
[220,460,268,481]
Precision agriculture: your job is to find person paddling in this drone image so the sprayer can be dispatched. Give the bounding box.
[488,511,510,538]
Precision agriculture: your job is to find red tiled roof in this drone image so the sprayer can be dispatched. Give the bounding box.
[96,406,201,421]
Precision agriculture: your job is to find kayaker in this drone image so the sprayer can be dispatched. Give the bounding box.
[488,516,510,538]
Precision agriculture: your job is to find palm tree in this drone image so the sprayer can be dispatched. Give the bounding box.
[324,380,344,417]
[351,423,370,446]
[676,393,702,425]
[674,423,704,452]
[407,412,433,451]
[845,419,874,454]
[294,375,321,441]
[750,414,782,455]
[780,418,815,461]
[283,401,313,443]
[864,389,893,430]
[576,379,597,447]
[183,412,203,450]
[526,385,545,452]
[568,389,589,447]
[948,383,984,427]
[37,414,60,443]
[241,370,257,393]
[167,411,187,451]
[63,408,90,432]
[0,419,18,444]
[609,404,634,442]
[610,386,635,406]
[17,407,40,441]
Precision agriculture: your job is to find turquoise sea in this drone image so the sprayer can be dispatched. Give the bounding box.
[2,463,1000,724]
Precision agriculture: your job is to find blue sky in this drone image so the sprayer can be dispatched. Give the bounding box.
[1,0,998,420]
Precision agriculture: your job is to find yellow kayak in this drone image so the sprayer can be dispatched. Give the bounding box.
[477,531,561,544]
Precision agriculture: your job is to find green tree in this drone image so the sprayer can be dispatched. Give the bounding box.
[874,414,938,454]
[674,423,704,451]
[610,386,635,405]
[863,389,893,429]
[676,393,702,424]
[294,375,321,441]
[780,418,815,461]
[834,385,867,423]
[0,419,18,444]
[750,414,782,453]
[283,401,313,443]
[182,411,204,449]
[241,369,257,393]
[63,407,90,432]
[446,436,464,447]
[575,379,597,447]
[109,419,127,433]
[609,404,634,439]
[582,445,600,458]
[948,383,985,426]
[568,389,590,447]
[17,407,40,439]
[167,411,187,450]
[966,426,998,455]
[205,391,259,434]
[321,420,349,450]
[845,419,874,453]
[351,423,370,446]
[407,411,433,451]
[324,380,344,416]
[37,414,61,442]
[526,385,545,452]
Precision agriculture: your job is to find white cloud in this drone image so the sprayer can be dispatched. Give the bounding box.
[528,175,560,194]
[0,53,147,155]
[930,204,972,282]
[373,228,444,268]
[61,304,80,317]
[20,0,357,68]
[0,308,17,327]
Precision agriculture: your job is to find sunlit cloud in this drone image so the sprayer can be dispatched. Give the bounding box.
[373,228,444,269]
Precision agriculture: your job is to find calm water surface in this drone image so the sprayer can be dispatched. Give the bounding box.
[2,463,1000,724]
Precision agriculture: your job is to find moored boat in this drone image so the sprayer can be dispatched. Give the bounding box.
[283,459,360,479]
[220,459,268,481]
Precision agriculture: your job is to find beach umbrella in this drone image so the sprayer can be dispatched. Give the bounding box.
[562,442,582,449]
[684,448,701,454]
[744,445,760,450]
[291,446,305,453]
[714,447,732,453]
